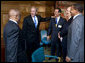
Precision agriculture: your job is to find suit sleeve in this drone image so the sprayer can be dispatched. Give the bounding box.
[67,18,84,60]
[39,16,51,22]
[47,19,52,36]
[6,27,19,62]
[22,18,28,40]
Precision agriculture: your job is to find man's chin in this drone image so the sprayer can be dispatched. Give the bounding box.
[31,15,35,17]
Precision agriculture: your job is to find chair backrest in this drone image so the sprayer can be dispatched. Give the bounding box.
[40,30,47,40]
[32,47,45,62]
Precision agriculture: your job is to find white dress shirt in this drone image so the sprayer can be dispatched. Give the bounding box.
[56,16,60,24]
[73,13,82,20]
[9,19,18,24]
[56,16,63,42]
[32,16,38,26]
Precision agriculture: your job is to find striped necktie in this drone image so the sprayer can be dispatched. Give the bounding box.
[34,16,37,28]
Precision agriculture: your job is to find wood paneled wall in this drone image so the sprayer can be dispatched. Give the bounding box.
[1,1,55,39]
[1,1,55,62]
[1,1,84,62]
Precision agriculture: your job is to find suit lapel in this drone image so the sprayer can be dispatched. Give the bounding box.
[30,15,35,28]
[36,15,39,26]
[57,17,62,25]
[73,14,82,22]
[30,15,39,28]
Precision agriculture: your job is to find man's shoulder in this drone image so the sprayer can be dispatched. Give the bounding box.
[78,14,84,19]
[60,17,66,20]
[36,15,41,18]
[24,15,31,19]
[60,17,67,23]
[4,21,18,33]
[73,15,83,22]
[4,21,12,28]
[75,14,84,20]
[74,15,84,25]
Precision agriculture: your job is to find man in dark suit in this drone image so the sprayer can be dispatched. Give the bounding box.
[3,9,28,62]
[47,8,67,59]
[58,6,73,62]
[66,4,84,62]
[22,7,53,62]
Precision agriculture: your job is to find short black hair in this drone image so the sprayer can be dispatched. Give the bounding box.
[72,4,84,13]
[55,8,62,13]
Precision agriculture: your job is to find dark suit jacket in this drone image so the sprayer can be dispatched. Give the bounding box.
[60,17,73,48]
[47,17,67,44]
[22,15,51,51]
[3,20,28,62]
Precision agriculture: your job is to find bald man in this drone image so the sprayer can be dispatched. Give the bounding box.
[3,9,28,62]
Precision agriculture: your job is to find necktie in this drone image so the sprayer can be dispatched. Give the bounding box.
[34,16,37,28]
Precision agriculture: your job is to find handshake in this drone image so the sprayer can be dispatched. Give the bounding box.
[51,16,56,18]
[47,32,62,42]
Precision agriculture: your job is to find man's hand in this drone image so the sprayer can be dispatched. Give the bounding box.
[65,56,71,62]
[51,16,55,18]
[58,32,60,39]
[47,36,50,41]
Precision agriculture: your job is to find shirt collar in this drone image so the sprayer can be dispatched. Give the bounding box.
[73,13,82,19]
[56,16,60,22]
[57,16,60,19]
[9,19,18,24]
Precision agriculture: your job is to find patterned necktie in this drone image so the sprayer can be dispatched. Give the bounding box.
[34,16,37,28]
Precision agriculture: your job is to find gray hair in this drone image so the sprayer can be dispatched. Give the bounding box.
[30,6,38,12]
[9,9,20,17]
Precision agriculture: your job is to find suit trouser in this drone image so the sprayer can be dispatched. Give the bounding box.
[61,43,67,62]
[51,41,62,57]
[17,51,28,62]
[61,37,67,62]
[26,42,40,62]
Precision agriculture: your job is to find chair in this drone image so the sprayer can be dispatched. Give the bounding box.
[32,47,61,62]
[40,30,51,46]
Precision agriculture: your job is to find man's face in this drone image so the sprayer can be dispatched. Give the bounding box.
[15,12,21,23]
[66,7,71,17]
[30,8,37,17]
[54,9,60,17]
[70,6,77,16]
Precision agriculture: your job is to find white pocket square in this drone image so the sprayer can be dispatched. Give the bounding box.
[58,25,62,28]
